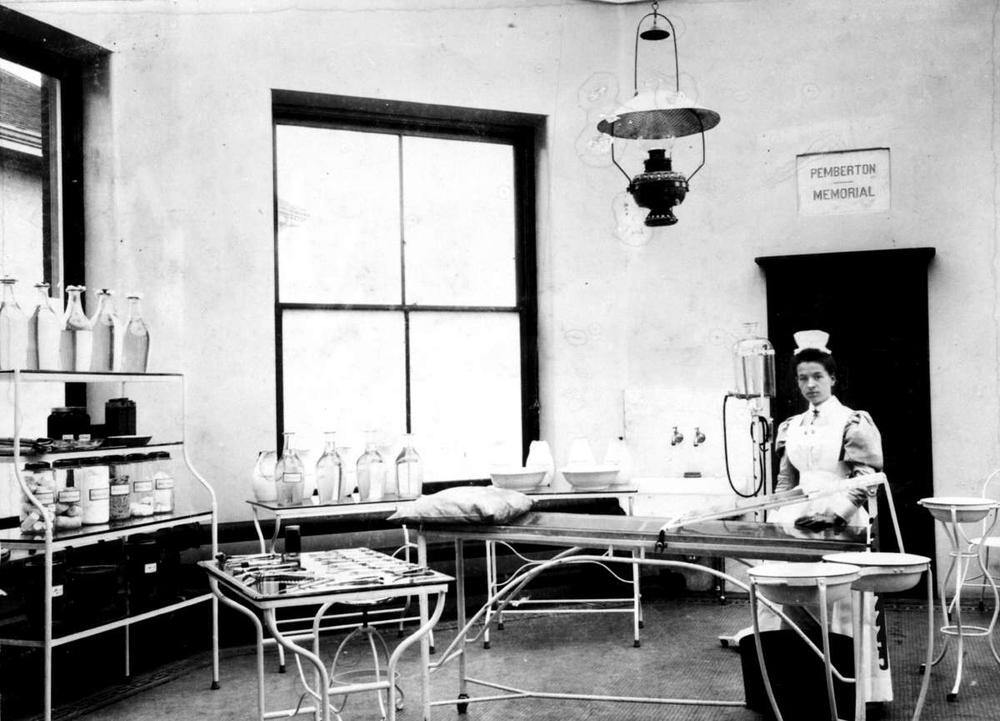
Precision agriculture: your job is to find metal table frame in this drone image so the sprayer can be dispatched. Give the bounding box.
[482,488,640,648]
[202,554,451,721]
[415,511,872,717]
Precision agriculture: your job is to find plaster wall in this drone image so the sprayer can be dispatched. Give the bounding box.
[8,0,1000,568]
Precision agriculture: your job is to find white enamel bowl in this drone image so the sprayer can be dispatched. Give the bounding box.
[822,552,930,593]
[490,467,547,491]
[919,497,999,524]
[748,562,861,606]
[561,466,620,491]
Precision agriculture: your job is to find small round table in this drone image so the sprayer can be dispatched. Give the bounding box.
[918,496,1000,701]
[748,561,861,721]
[823,552,933,721]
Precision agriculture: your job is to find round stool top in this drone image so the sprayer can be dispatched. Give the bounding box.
[822,552,930,593]
[822,552,930,569]
[919,496,999,523]
[748,561,860,586]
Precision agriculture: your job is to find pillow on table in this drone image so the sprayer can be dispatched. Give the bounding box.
[387,486,534,525]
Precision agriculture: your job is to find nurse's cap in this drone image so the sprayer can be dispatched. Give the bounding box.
[793,329,831,354]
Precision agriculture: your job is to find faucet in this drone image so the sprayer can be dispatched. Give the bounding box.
[693,427,707,447]
[670,426,684,446]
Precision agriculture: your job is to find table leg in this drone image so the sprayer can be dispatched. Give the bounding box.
[455,539,468,706]
[631,549,641,647]
[209,579,266,721]
[483,540,495,648]
[387,590,447,721]
[265,610,331,721]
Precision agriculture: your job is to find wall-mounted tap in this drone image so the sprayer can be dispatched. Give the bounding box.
[670,426,684,446]
[693,427,707,447]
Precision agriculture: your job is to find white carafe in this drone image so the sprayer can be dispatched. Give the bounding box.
[90,289,123,372]
[0,276,28,371]
[28,282,61,370]
[60,285,93,372]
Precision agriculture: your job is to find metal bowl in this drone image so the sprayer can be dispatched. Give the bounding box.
[918,496,999,524]
[822,552,930,593]
[748,561,860,606]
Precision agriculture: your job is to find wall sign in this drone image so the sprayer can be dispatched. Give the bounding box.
[796,148,890,216]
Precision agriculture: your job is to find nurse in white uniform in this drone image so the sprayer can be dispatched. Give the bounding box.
[768,330,892,703]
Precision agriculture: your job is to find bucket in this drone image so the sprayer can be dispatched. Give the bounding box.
[65,563,122,627]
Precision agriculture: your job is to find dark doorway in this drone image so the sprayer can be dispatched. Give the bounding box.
[756,248,935,562]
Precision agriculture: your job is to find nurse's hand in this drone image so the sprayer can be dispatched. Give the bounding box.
[794,512,846,530]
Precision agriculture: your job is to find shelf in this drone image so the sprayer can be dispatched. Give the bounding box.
[0,593,214,648]
[0,508,212,550]
[0,442,183,463]
[0,371,182,384]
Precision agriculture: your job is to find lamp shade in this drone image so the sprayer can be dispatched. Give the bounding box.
[597,89,720,140]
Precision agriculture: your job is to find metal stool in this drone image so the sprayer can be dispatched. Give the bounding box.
[823,552,933,721]
[918,496,1000,701]
[326,607,405,720]
[748,561,861,721]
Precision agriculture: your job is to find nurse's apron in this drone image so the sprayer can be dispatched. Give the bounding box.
[763,404,893,703]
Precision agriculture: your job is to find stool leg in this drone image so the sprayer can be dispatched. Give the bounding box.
[817,582,841,721]
[852,589,866,721]
[748,583,785,721]
[973,542,1000,665]
[911,570,935,721]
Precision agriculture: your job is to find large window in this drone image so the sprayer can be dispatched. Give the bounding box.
[273,92,541,481]
[0,7,107,522]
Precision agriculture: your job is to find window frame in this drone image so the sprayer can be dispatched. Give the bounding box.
[271,90,543,467]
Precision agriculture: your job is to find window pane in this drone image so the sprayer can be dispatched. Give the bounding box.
[276,126,401,304]
[402,137,516,307]
[281,310,406,457]
[409,312,522,480]
[0,58,50,286]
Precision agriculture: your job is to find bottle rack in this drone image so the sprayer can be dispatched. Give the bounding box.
[0,370,219,721]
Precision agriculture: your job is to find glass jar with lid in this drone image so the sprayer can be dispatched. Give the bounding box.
[732,322,776,400]
[127,453,155,517]
[47,406,90,441]
[107,455,131,521]
[19,461,56,535]
[78,457,110,525]
[52,460,83,531]
[150,451,175,514]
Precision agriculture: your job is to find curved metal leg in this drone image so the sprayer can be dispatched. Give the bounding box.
[972,540,1000,664]
[911,571,935,721]
[386,590,446,721]
[817,582,840,721]
[265,609,331,721]
[209,579,266,721]
[748,583,785,721]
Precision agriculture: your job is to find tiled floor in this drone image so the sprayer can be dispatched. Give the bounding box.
[23,597,1000,721]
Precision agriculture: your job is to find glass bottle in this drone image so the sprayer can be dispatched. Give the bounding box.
[395,433,424,499]
[355,431,386,502]
[314,432,343,504]
[251,450,278,503]
[275,431,305,506]
[60,285,93,372]
[27,282,60,370]
[526,440,555,487]
[0,276,28,371]
[122,293,150,373]
[90,289,121,372]
[151,451,175,513]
